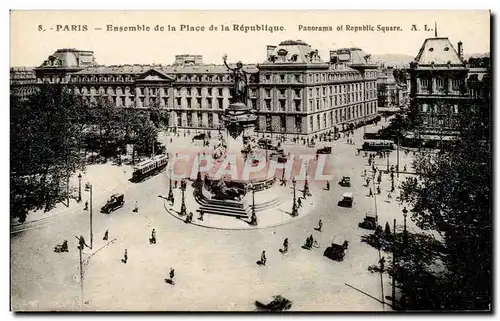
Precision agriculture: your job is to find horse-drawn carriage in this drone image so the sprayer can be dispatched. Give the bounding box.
[54,240,68,253]
[323,240,349,261]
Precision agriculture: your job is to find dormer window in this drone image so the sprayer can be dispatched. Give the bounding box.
[429,48,434,52]
[444,47,450,51]
[290,54,298,62]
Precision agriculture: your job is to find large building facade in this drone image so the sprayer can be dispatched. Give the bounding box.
[14,41,379,138]
[407,37,470,140]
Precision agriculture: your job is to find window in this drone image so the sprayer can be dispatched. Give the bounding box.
[280,100,286,111]
[295,74,301,83]
[280,115,286,130]
[422,103,428,112]
[265,100,271,110]
[265,75,271,81]
[310,117,314,130]
[420,78,429,90]
[436,78,444,88]
[316,114,320,129]
[207,88,212,96]
[295,100,301,111]
[208,113,213,127]
[196,98,201,108]
[196,88,201,96]
[294,89,301,98]
[295,116,302,131]
[280,75,285,82]
[266,116,272,131]
[187,88,192,96]
[176,97,181,107]
[265,89,271,98]
[279,89,286,96]
[197,112,203,127]
[187,98,192,109]
[218,98,223,109]
[187,113,192,127]
[207,99,212,109]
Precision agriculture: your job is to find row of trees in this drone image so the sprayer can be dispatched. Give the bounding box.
[361,98,491,310]
[11,85,166,223]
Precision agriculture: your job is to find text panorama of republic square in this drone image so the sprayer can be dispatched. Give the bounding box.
[102,24,401,33]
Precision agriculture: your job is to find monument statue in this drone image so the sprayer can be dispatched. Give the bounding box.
[223,54,249,105]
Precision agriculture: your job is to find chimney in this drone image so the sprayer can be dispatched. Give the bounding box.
[266,45,276,58]
[329,50,338,64]
[458,41,463,61]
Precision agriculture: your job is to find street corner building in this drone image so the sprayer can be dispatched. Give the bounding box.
[10,41,380,139]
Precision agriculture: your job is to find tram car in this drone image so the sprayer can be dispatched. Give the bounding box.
[131,154,168,182]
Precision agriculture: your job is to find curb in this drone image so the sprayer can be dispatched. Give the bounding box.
[163,199,312,231]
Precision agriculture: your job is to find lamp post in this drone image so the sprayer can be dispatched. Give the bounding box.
[76,235,116,310]
[250,183,257,225]
[78,173,82,203]
[303,172,311,198]
[291,177,298,217]
[84,183,93,249]
[180,179,187,216]
[402,206,408,247]
[167,167,174,203]
[196,152,202,184]
[386,150,390,172]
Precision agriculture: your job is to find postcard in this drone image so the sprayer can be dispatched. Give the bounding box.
[10,10,491,312]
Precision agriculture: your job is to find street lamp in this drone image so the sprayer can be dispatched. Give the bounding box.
[78,173,82,203]
[402,206,408,247]
[250,183,257,225]
[180,179,187,216]
[386,151,390,172]
[167,167,174,203]
[84,182,93,249]
[76,235,116,310]
[303,174,311,198]
[196,153,202,184]
[291,177,298,217]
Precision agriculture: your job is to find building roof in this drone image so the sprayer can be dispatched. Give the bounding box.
[74,64,259,75]
[263,40,325,64]
[414,37,463,65]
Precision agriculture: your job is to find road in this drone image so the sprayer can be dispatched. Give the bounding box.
[11,120,416,311]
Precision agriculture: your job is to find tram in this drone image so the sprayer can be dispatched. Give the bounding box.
[131,154,169,182]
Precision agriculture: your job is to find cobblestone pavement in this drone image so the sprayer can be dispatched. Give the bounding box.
[12,119,425,311]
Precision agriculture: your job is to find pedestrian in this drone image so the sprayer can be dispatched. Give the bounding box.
[298,198,302,208]
[283,238,289,253]
[133,201,138,213]
[318,219,323,232]
[198,210,204,221]
[403,164,407,172]
[169,267,175,284]
[151,228,156,244]
[377,186,381,195]
[326,181,330,191]
[84,201,89,211]
[369,188,373,197]
[103,229,109,241]
[379,257,386,272]
[122,249,128,264]
[261,250,267,266]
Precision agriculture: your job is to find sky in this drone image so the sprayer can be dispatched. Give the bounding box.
[10,10,490,67]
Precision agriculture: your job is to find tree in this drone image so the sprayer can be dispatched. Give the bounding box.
[10,85,87,222]
[398,101,492,310]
